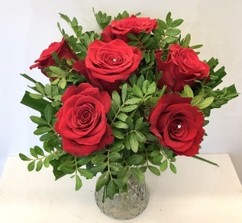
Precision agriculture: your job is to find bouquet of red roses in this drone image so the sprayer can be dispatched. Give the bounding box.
[20,10,238,198]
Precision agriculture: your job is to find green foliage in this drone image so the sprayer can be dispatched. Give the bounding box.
[93,9,112,29]
[114,11,130,20]
[58,13,99,59]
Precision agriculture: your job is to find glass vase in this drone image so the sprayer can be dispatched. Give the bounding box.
[94,176,149,220]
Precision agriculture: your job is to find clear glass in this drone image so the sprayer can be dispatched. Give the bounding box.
[94,176,149,220]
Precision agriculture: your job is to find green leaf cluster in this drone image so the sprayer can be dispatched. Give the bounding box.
[93,9,112,29]
[153,12,183,50]
[58,13,99,59]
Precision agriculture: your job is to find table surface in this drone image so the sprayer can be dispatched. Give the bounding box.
[0,154,242,223]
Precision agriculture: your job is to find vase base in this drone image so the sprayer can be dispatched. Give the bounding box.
[95,177,149,220]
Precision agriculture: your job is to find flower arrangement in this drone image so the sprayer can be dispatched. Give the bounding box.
[20,10,238,199]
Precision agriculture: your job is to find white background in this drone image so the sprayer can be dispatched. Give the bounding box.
[0,0,242,181]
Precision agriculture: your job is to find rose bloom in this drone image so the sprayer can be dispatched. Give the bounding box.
[54,83,114,156]
[30,39,77,74]
[156,44,210,92]
[80,39,142,93]
[149,94,205,156]
[102,15,157,42]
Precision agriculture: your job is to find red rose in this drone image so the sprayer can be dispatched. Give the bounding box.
[30,39,77,74]
[73,60,87,76]
[54,83,114,156]
[84,39,142,92]
[156,44,210,92]
[149,94,204,156]
[102,15,157,42]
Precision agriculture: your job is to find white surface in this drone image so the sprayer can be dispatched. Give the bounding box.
[0,154,242,223]
[0,0,242,180]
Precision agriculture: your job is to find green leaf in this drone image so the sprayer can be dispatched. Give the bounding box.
[150,154,163,165]
[166,12,172,26]
[34,146,45,156]
[93,9,112,29]
[113,178,125,189]
[127,33,138,41]
[44,84,52,96]
[78,169,94,179]
[91,154,106,164]
[59,13,72,24]
[112,128,124,139]
[34,127,52,135]
[129,133,139,153]
[144,38,154,48]
[135,117,144,130]
[127,154,143,165]
[30,116,47,125]
[198,97,214,109]
[165,36,177,44]
[75,175,82,191]
[124,97,141,105]
[121,104,138,113]
[96,172,110,191]
[164,148,174,159]
[77,156,92,166]
[148,165,161,176]
[171,19,183,27]
[140,33,150,44]
[36,160,43,171]
[117,166,130,184]
[160,159,168,172]
[48,66,66,77]
[133,84,143,98]
[58,162,75,174]
[114,11,129,20]
[166,28,181,36]
[130,167,144,183]
[142,80,149,94]
[157,19,167,29]
[110,162,123,172]
[112,121,129,129]
[39,132,56,141]
[135,131,146,143]
[19,153,31,161]
[30,148,38,158]
[90,163,107,174]
[27,161,35,171]
[35,82,45,95]
[29,93,42,99]
[106,180,116,199]
[169,162,177,173]
[117,113,128,122]
[109,152,121,162]
[182,34,191,47]
[146,82,157,95]
[43,157,50,168]
[192,90,205,106]
[121,83,128,103]
[50,158,67,180]
[58,78,67,89]
[191,44,203,49]
[183,85,194,98]
[44,104,53,123]
[20,73,37,84]
[112,91,121,108]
